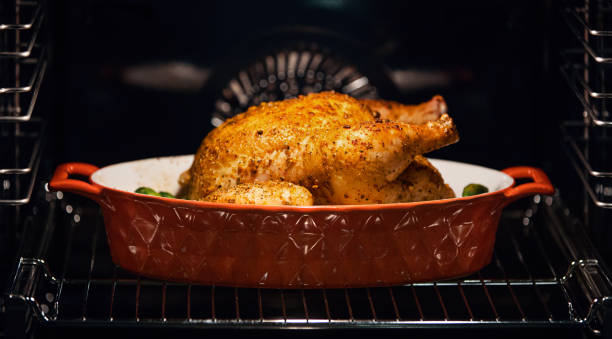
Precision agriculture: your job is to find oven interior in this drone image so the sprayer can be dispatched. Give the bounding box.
[1,0,612,338]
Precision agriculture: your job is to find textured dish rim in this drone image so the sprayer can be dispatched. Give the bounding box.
[89,155,515,212]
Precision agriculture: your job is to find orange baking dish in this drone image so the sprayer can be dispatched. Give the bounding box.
[49,155,554,288]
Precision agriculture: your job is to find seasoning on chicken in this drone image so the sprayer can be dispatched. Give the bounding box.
[361,95,447,124]
[180,91,459,205]
[203,181,313,205]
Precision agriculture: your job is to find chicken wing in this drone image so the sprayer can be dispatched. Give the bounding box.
[361,95,447,124]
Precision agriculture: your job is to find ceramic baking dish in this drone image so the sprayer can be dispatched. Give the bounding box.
[49,155,554,288]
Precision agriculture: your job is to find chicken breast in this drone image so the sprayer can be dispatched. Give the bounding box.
[182,91,459,205]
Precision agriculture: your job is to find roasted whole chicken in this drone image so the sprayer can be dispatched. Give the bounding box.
[180,91,458,205]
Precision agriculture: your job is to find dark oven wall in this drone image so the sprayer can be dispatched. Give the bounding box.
[45,0,570,191]
[6,1,612,338]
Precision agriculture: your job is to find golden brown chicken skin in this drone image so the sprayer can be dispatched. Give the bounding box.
[361,95,447,124]
[399,155,455,201]
[203,181,313,205]
[320,155,455,204]
[181,91,458,205]
[199,156,455,205]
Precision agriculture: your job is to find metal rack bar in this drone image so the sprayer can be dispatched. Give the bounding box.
[343,289,354,321]
[0,2,41,30]
[410,285,424,321]
[85,213,102,320]
[567,5,612,37]
[256,288,263,321]
[160,282,166,321]
[508,231,554,321]
[432,283,448,321]
[0,119,44,174]
[0,119,45,204]
[186,284,191,321]
[542,201,612,330]
[56,277,564,287]
[0,9,44,57]
[321,289,331,321]
[108,267,117,321]
[280,290,287,322]
[479,273,499,320]
[564,7,612,63]
[234,287,240,320]
[387,287,400,320]
[366,288,377,321]
[530,213,564,282]
[561,122,612,177]
[135,278,141,321]
[572,65,612,99]
[300,290,309,321]
[211,286,216,321]
[493,252,526,320]
[457,283,474,321]
[0,55,45,121]
[560,59,612,127]
[7,258,58,322]
[0,146,41,205]
[0,48,46,94]
[559,49,612,101]
[561,123,612,209]
[41,206,77,319]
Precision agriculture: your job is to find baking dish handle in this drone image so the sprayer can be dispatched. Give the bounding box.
[501,166,554,204]
[49,162,101,201]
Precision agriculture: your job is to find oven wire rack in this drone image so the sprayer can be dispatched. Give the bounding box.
[561,0,612,229]
[0,1,46,206]
[0,118,44,205]
[561,121,612,209]
[560,50,612,127]
[0,46,47,120]
[6,189,612,335]
[561,2,612,126]
[0,1,44,58]
[563,4,612,64]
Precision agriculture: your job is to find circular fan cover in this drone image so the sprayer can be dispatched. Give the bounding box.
[210,45,379,127]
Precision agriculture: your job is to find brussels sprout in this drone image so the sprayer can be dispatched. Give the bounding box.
[159,191,175,198]
[135,187,160,196]
[462,183,489,197]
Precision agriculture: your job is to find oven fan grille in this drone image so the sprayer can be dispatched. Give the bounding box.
[7,190,612,334]
[211,46,378,127]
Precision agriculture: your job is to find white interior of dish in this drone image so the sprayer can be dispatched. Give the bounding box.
[428,158,514,197]
[91,155,515,199]
[91,155,194,195]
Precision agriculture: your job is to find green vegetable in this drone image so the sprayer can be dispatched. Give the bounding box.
[135,187,178,199]
[135,187,160,196]
[159,191,175,198]
[462,183,489,197]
